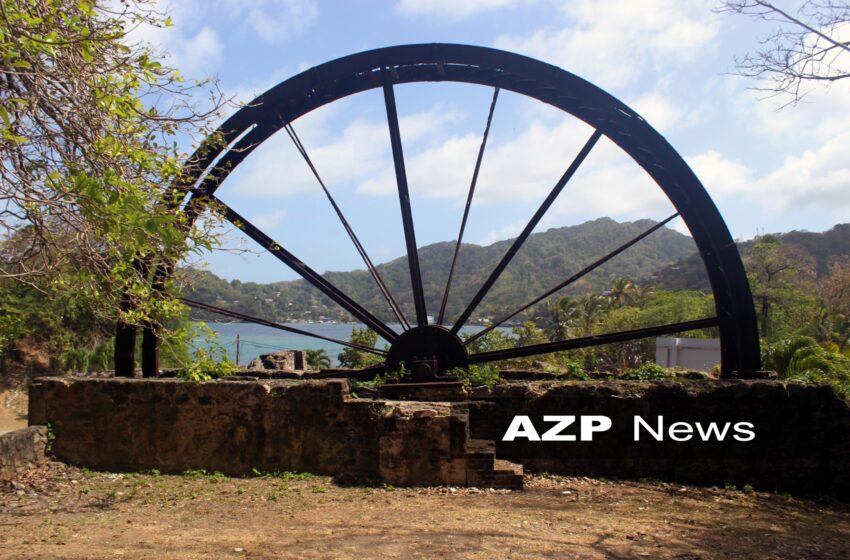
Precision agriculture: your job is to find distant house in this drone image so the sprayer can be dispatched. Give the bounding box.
[655,338,720,372]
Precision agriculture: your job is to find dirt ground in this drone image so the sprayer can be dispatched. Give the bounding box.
[1,463,848,560]
[0,389,28,435]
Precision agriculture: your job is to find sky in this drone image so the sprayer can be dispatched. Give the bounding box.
[135,0,850,284]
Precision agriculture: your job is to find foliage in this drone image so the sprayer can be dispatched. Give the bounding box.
[446,364,502,387]
[762,336,850,397]
[337,327,383,369]
[305,348,331,370]
[463,328,514,354]
[0,275,111,370]
[824,258,850,350]
[622,362,674,381]
[654,223,850,293]
[0,0,227,364]
[348,364,407,389]
[746,235,817,340]
[557,360,589,380]
[61,347,90,373]
[175,323,235,382]
[177,346,235,383]
[87,339,115,372]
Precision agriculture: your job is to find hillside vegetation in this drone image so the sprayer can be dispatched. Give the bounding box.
[184,218,696,323]
[653,223,850,291]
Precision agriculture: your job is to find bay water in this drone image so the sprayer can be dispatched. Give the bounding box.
[201,322,509,367]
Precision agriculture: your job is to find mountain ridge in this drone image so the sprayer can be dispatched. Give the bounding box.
[652,223,850,292]
[184,217,696,323]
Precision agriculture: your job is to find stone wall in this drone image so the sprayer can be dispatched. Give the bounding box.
[27,378,522,487]
[466,381,850,497]
[27,377,850,496]
[29,378,382,478]
[0,426,48,479]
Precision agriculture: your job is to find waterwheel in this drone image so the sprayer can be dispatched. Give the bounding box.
[158,43,760,380]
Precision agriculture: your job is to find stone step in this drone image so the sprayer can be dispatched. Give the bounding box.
[464,440,525,490]
[465,438,495,457]
[494,459,523,475]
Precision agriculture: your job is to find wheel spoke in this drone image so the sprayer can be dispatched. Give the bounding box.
[437,87,500,326]
[180,298,386,355]
[467,317,724,364]
[382,69,428,326]
[466,212,680,345]
[450,129,603,334]
[199,194,399,343]
[283,122,410,330]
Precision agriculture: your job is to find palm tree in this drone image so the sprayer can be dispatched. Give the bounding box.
[608,277,635,308]
[578,294,609,337]
[306,348,332,370]
[631,283,654,309]
[544,296,581,341]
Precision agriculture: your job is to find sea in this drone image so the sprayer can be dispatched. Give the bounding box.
[201,322,510,367]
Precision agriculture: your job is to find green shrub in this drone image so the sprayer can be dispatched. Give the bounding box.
[87,339,114,372]
[178,347,236,383]
[61,347,90,373]
[762,336,850,397]
[446,364,501,387]
[559,360,589,379]
[622,362,673,381]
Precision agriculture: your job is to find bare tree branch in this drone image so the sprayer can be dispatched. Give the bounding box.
[717,0,850,104]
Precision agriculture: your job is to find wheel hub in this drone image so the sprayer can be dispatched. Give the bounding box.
[385,325,468,380]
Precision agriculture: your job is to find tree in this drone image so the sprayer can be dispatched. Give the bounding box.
[337,327,383,369]
[744,235,816,339]
[718,1,850,103]
[577,293,611,337]
[824,257,850,350]
[0,0,227,371]
[541,296,581,341]
[305,348,331,370]
[608,277,635,308]
[601,290,717,371]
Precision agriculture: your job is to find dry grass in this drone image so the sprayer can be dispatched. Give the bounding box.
[2,463,849,559]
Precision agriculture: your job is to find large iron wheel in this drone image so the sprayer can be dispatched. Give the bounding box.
[178,43,760,379]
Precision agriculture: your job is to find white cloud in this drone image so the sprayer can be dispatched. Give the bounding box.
[480,219,527,245]
[250,209,288,230]
[357,112,673,222]
[126,0,317,79]
[687,150,751,198]
[495,0,720,89]
[221,88,850,246]
[223,0,318,44]
[166,26,222,76]
[687,132,850,213]
[745,82,850,144]
[548,140,670,220]
[631,92,685,133]
[753,134,850,210]
[227,106,463,199]
[123,0,223,78]
[127,0,223,77]
[396,0,527,21]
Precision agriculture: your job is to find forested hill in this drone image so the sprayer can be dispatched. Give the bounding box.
[652,223,850,291]
[184,217,696,323]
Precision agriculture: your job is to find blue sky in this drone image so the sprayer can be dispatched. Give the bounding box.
[136,1,850,283]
